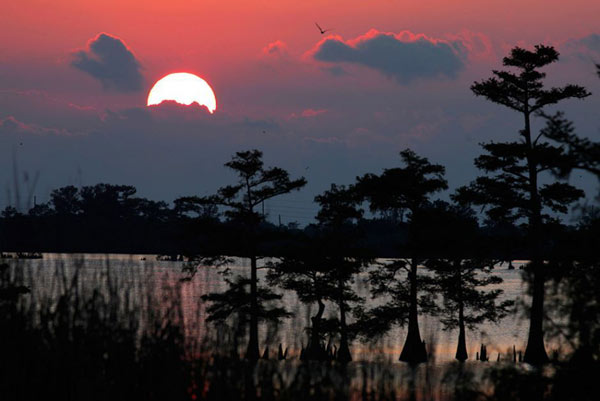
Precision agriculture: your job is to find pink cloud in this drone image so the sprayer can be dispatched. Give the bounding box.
[261,40,289,59]
[445,30,496,61]
[301,108,327,118]
[561,33,600,59]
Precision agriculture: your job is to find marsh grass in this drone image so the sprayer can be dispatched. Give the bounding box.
[0,257,597,401]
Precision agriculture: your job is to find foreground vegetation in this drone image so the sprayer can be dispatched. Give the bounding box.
[1,257,598,401]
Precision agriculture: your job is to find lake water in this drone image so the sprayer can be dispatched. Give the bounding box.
[2,253,567,363]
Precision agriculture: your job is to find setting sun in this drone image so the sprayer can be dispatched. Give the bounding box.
[147,72,217,113]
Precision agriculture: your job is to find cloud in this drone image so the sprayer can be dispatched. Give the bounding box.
[301,108,327,118]
[0,116,72,136]
[71,33,143,92]
[0,89,103,133]
[445,30,496,61]
[578,33,600,53]
[310,29,468,83]
[288,108,328,120]
[262,40,289,59]
[562,33,600,60]
[322,65,348,76]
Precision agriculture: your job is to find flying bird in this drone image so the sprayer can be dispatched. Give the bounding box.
[315,22,332,35]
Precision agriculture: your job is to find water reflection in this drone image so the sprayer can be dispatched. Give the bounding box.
[6,253,552,363]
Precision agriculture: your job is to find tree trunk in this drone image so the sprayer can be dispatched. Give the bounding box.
[400,259,427,364]
[522,109,549,365]
[337,276,352,364]
[456,318,468,362]
[246,255,260,362]
[306,299,326,360]
[524,266,548,364]
[455,261,468,362]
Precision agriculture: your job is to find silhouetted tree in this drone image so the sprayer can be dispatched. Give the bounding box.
[458,45,590,364]
[27,202,52,218]
[187,150,306,361]
[418,200,513,361]
[430,258,513,361]
[313,184,369,363]
[547,259,600,363]
[79,184,138,220]
[266,242,336,361]
[131,198,172,221]
[357,149,447,364]
[547,195,600,363]
[50,185,81,216]
[537,111,600,179]
[173,196,218,220]
[269,184,369,362]
[201,274,290,358]
[0,207,20,220]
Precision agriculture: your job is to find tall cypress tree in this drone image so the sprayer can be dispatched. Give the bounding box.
[313,184,369,363]
[188,150,306,361]
[357,149,447,364]
[418,201,513,362]
[266,247,335,361]
[268,184,370,363]
[458,45,590,364]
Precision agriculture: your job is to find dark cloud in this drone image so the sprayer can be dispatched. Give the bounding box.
[311,30,467,83]
[0,94,455,215]
[0,89,103,133]
[322,65,348,77]
[0,116,72,136]
[580,33,600,53]
[71,33,143,92]
[562,33,600,60]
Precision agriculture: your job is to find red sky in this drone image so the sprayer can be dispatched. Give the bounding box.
[3,0,599,94]
[4,1,599,54]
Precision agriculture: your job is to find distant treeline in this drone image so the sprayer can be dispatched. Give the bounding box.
[0,181,596,259]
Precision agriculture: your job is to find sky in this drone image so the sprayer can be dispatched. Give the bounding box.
[1,0,600,224]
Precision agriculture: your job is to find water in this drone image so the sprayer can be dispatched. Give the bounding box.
[2,253,563,363]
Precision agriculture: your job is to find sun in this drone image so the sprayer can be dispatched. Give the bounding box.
[147,72,217,113]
